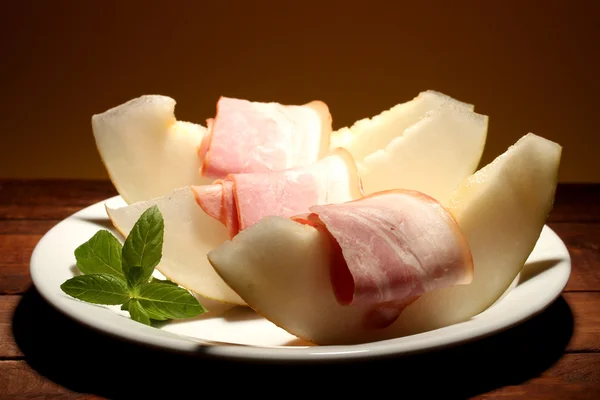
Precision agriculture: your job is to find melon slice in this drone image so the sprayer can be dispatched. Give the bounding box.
[207,133,562,344]
[331,90,488,204]
[106,186,246,306]
[92,95,213,204]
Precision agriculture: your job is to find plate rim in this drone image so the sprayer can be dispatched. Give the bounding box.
[29,195,572,362]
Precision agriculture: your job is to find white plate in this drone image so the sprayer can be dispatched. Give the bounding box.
[30,195,571,362]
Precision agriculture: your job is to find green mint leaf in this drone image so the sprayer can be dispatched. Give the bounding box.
[143,307,170,321]
[126,265,146,293]
[60,274,129,305]
[150,277,178,286]
[74,230,124,278]
[136,282,206,320]
[128,299,151,325]
[122,205,164,285]
[121,299,131,311]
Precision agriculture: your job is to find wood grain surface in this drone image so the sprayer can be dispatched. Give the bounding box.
[0,180,598,399]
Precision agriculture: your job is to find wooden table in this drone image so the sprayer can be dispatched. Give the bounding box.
[1,180,599,399]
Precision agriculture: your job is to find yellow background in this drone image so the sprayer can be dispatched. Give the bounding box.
[1,1,598,181]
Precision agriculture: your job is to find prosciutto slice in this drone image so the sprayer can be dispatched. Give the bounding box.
[199,97,332,179]
[193,148,363,238]
[294,190,473,329]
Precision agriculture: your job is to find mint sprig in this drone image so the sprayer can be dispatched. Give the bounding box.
[60,205,207,326]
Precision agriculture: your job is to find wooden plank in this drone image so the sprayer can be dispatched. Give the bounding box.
[0,179,117,207]
[0,180,596,228]
[0,220,60,235]
[2,287,599,398]
[0,296,22,358]
[549,223,600,292]
[476,292,600,354]
[565,292,600,352]
[0,353,598,399]
[0,224,597,296]
[0,234,42,295]
[0,179,116,220]
[549,183,600,223]
[3,223,595,295]
[477,355,600,399]
[0,204,88,221]
[2,290,598,357]
[0,361,93,398]
[0,180,598,222]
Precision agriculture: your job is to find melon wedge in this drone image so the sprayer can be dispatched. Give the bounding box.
[331,90,488,204]
[92,95,213,204]
[207,133,562,344]
[106,186,246,306]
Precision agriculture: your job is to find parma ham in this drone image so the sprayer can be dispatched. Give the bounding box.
[193,148,362,238]
[199,96,332,178]
[295,190,473,329]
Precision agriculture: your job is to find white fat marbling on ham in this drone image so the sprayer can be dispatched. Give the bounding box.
[193,149,362,238]
[308,190,473,329]
[199,97,332,179]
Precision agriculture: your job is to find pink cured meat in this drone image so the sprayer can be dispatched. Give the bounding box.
[199,97,332,179]
[221,179,239,238]
[305,190,474,329]
[193,183,223,222]
[193,148,362,238]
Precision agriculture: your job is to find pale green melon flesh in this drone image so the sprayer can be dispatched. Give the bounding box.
[106,186,246,306]
[92,95,213,204]
[330,90,488,204]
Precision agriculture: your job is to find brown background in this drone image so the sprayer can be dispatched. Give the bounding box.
[1,1,598,181]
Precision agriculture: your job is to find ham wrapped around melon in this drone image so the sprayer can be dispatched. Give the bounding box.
[208,190,475,344]
[194,148,362,238]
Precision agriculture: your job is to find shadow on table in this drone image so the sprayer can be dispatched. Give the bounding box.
[13,286,574,399]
